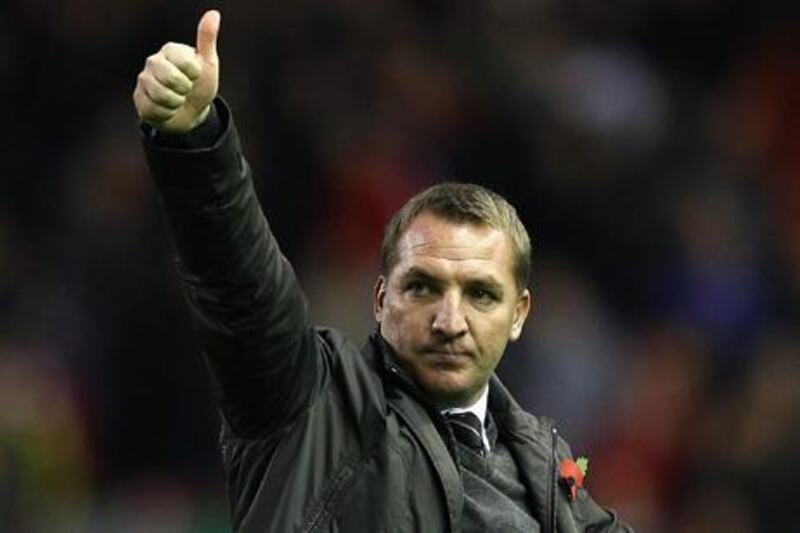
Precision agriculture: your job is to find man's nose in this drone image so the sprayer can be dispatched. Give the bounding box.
[432,293,468,337]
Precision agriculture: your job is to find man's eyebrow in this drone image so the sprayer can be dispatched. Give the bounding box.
[400,267,505,291]
[466,277,505,293]
[399,267,441,282]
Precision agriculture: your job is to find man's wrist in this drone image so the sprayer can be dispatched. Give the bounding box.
[185,105,211,131]
[142,101,223,149]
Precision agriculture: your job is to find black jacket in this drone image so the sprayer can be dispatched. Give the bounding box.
[144,99,633,532]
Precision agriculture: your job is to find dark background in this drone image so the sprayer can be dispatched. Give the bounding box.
[2,1,799,531]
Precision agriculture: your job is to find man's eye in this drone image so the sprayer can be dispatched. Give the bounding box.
[406,281,433,296]
[469,288,498,305]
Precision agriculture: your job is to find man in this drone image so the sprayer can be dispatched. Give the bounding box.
[134,10,632,532]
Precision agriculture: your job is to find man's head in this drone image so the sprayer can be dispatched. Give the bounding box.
[374,183,532,407]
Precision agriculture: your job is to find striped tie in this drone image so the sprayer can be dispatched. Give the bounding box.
[445,411,485,453]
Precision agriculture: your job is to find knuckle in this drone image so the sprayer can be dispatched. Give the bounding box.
[148,106,170,120]
[139,73,155,91]
[172,54,190,67]
[150,84,167,100]
[164,71,180,86]
[164,42,191,57]
[170,75,189,92]
[158,88,182,107]
[184,62,201,79]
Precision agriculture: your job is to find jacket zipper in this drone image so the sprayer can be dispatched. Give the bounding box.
[303,460,357,533]
[548,425,558,533]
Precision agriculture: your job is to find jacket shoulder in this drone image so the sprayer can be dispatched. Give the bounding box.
[314,327,389,419]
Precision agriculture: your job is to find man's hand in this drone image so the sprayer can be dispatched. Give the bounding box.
[133,10,221,133]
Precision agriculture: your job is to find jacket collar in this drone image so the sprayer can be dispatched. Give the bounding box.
[367,331,465,532]
[369,329,542,432]
[367,330,561,532]
[488,375,559,531]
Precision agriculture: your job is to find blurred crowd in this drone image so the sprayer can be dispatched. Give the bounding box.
[2,1,798,531]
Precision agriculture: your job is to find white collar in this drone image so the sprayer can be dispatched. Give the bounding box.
[441,385,490,452]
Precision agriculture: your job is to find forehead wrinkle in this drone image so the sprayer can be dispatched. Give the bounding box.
[399,227,506,260]
[401,241,498,261]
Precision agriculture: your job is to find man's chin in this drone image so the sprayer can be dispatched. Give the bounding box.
[413,367,480,407]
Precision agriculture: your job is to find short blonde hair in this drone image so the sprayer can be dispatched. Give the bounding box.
[380,182,531,291]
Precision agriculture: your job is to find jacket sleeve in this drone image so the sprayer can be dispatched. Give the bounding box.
[142,99,324,439]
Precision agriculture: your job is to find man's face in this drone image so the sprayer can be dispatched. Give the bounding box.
[374,212,531,407]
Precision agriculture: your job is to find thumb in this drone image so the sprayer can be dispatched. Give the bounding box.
[196,10,220,63]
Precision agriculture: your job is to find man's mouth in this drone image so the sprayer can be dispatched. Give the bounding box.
[422,349,473,366]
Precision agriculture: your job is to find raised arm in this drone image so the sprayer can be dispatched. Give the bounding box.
[134,11,323,439]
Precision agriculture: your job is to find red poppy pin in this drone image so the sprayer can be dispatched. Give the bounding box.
[559,457,589,501]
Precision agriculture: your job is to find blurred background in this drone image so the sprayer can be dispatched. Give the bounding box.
[2,1,799,531]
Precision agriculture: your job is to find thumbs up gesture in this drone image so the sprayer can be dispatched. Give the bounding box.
[133,10,221,133]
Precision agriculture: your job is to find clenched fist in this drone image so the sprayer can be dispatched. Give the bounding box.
[133,10,221,133]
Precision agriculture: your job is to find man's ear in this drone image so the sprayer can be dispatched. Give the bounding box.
[373,276,387,322]
[510,288,532,341]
